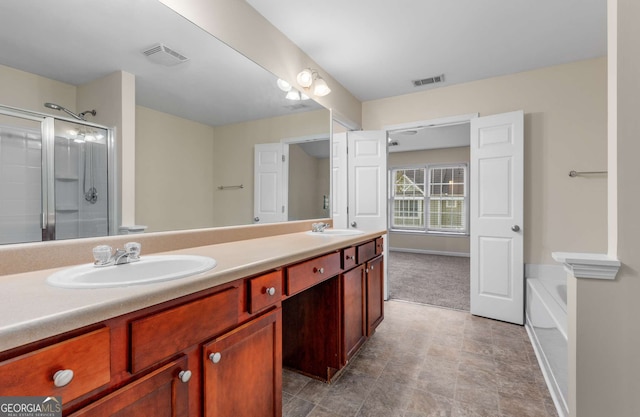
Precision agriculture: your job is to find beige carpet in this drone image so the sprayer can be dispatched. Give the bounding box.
[388,251,470,311]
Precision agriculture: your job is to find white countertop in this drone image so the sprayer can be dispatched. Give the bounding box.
[0,230,385,352]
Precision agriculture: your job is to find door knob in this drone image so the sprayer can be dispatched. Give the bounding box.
[254,217,260,222]
[351,221,357,227]
[511,225,520,232]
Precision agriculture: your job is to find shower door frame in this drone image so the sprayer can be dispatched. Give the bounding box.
[0,104,117,242]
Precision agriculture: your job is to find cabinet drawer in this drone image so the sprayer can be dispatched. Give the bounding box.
[248,270,283,314]
[286,252,342,295]
[342,247,357,271]
[0,328,110,404]
[356,241,376,264]
[130,287,239,373]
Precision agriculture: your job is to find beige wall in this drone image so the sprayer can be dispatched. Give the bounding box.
[78,71,136,230]
[135,106,215,232]
[0,64,76,115]
[288,144,330,221]
[159,0,361,128]
[212,109,330,226]
[388,146,470,255]
[364,57,608,265]
[571,2,640,416]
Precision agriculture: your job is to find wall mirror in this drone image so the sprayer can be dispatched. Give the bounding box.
[0,0,330,244]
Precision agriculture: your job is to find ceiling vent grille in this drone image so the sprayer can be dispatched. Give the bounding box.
[142,43,189,66]
[412,74,445,87]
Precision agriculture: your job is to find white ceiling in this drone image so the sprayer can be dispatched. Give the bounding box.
[246,0,608,101]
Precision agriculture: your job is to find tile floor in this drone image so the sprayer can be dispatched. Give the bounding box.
[282,300,558,417]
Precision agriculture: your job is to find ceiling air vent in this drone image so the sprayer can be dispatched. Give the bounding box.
[412,74,445,87]
[142,43,189,66]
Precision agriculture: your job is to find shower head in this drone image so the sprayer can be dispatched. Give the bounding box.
[44,102,62,110]
[43,102,96,121]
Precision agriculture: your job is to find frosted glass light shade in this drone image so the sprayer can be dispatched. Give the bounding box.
[296,69,314,88]
[277,78,292,92]
[313,77,331,96]
[286,90,301,100]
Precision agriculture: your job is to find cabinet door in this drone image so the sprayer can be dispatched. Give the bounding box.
[68,356,189,417]
[203,309,282,417]
[341,265,367,364]
[366,256,384,336]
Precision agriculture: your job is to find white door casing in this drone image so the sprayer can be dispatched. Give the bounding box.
[470,111,524,325]
[254,143,286,224]
[332,132,348,229]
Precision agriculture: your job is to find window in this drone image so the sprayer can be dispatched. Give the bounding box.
[390,164,468,234]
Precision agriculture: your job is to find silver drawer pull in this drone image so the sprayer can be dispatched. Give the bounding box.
[178,370,192,383]
[265,287,276,296]
[53,369,74,387]
[209,352,222,364]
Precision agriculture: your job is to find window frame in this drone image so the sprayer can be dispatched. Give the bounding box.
[389,163,469,236]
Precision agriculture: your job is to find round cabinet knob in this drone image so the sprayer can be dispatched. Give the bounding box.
[351,221,357,227]
[370,265,374,270]
[511,225,521,232]
[209,352,222,364]
[53,369,74,387]
[254,217,260,222]
[313,267,324,274]
[178,370,192,383]
[265,287,276,296]
[346,255,354,260]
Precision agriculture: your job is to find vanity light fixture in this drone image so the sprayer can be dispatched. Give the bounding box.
[296,68,331,97]
[277,78,310,101]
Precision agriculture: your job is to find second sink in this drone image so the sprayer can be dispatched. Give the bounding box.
[306,229,365,236]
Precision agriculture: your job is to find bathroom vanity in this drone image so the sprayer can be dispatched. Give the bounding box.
[0,230,384,416]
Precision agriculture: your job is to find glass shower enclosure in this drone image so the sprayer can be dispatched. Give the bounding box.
[0,105,114,244]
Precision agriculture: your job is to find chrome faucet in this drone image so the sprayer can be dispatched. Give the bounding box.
[311,222,330,233]
[93,242,141,267]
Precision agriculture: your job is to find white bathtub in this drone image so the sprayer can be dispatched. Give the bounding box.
[525,265,568,417]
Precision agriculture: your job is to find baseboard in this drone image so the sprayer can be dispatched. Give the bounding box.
[389,247,470,258]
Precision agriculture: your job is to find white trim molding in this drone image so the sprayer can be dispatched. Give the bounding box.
[551,252,621,280]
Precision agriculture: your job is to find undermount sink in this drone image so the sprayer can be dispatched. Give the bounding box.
[47,255,217,289]
[306,229,365,236]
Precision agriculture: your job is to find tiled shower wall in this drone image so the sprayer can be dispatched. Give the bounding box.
[0,126,108,244]
[0,129,42,244]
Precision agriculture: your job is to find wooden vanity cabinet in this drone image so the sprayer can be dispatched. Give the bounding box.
[1,236,383,416]
[68,356,190,417]
[366,255,384,336]
[341,264,367,364]
[203,308,282,417]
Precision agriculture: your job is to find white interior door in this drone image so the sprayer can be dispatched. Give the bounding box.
[254,143,286,224]
[347,130,389,299]
[332,132,348,229]
[347,131,387,231]
[470,110,524,324]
